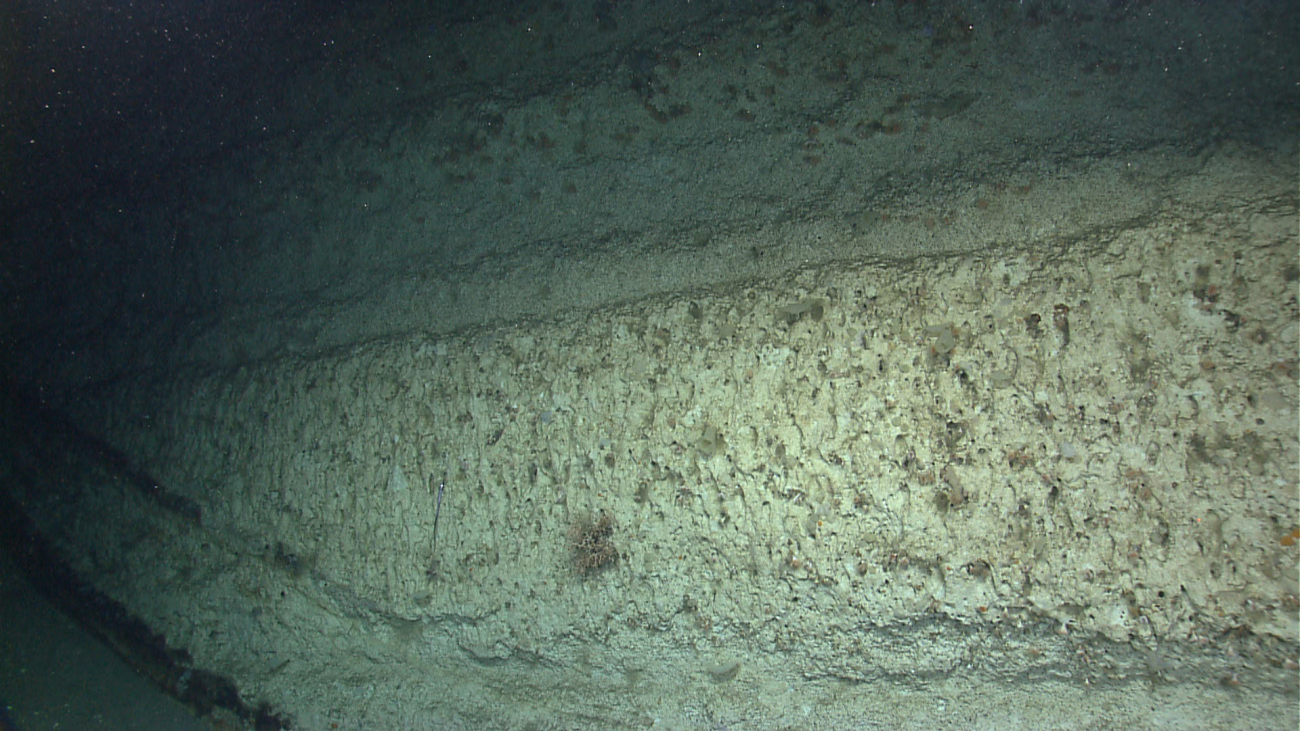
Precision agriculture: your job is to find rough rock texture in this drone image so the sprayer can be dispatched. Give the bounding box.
[30,158,1295,729]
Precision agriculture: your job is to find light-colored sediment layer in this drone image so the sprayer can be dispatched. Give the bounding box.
[37,151,1296,729]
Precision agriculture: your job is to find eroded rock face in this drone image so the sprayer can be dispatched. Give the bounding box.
[3,1,1296,728]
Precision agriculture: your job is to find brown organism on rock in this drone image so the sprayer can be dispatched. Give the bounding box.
[568,510,619,575]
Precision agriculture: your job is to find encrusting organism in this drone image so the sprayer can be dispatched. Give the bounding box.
[568,510,619,575]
